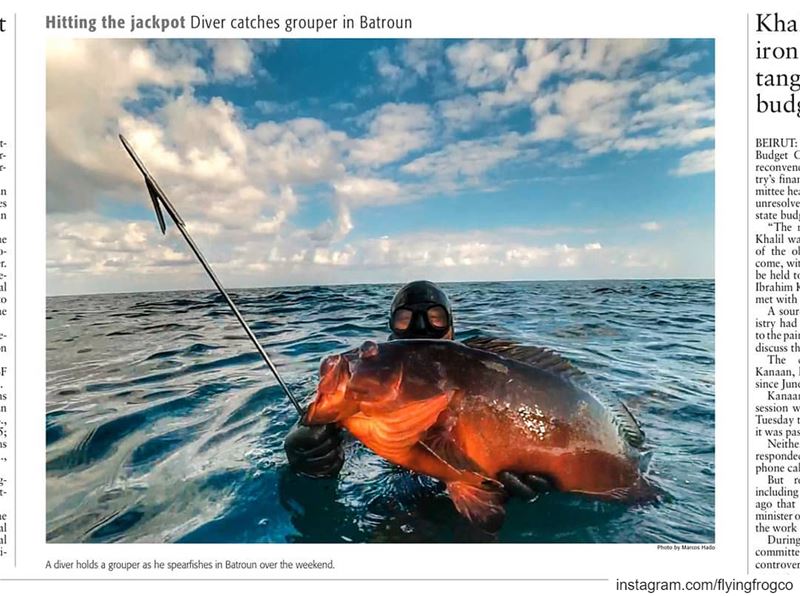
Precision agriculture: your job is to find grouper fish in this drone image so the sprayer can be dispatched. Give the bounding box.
[304,338,652,531]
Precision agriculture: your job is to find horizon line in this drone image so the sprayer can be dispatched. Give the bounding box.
[46,275,715,299]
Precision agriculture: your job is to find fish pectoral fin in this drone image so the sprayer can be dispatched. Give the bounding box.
[422,428,482,474]
[349,393,451,457]
[447,479,507,533]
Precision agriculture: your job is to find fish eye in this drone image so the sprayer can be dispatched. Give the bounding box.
[320,354,341,375]
[359,340,379,359]
[427,306,449,329]
[391,308,412,331]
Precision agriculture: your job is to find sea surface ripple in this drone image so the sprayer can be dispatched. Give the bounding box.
[46,280,715,543]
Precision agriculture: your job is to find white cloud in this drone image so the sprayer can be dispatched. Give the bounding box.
[504,246,549,266]
[332,176,402,206]
[639,73,714,104]
[401,134,525,182]
[530,71,714,158]
[662,51,706,70]
[344,229,665,279]
[348,103,435,166]
[311,247,356,266]
[46,39,714,295]
[46,39,308,227]
[371,40,445,93]
[533,79,638,147]
[306,202,354,246]
[47,211,700,295]
[402,40,444,77]
[615,125,714,152]
[446,40,519,89]
[47,215,191,278]
[630,100,714,130]
[509,40,564,96]
[436,40,561,131]
[467,40,590,114]
[46,39,361,293]
[560,39,668,76]
[437,95,498,132]
[641,221,662,231]
[531,114,569,141]
[371,47,412,92]
[671,149,715,176]
[46,39,206,212]
[434,39,714,162]
[208,40,255,80]
[249,118,347,184]
[438,40,672,132]
[47,42,454,295]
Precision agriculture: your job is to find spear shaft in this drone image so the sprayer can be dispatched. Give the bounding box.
[119,134,304,418]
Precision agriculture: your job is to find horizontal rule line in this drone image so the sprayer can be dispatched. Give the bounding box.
[0,578,611,582]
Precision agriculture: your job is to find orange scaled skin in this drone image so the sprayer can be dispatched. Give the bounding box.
[305,340,649,529]
[305,352,497,489]
[446,391,642,496]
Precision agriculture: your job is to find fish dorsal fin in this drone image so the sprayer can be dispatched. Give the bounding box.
[607,398,646,449]
[578,379,646,449]
[462,336,584,380]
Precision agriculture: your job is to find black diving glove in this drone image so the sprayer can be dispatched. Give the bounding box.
[284,420,345,478]
[497,471,553,501]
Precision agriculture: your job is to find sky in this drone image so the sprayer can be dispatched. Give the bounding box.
[46,38,714,296]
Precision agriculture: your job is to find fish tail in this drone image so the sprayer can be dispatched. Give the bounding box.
[593,476,662,504]
[638,450,654,474]
[446,477,507,533]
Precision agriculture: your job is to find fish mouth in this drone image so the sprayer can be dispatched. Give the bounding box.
[303,402,323,424]
[304,399,338,425]
[305,390,360,425]
[306,352,355,425]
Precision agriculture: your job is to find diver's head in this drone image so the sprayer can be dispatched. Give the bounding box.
[389,280,454,340]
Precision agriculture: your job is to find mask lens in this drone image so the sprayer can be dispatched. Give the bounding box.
[391,308,413,332]
[427,305,449,330]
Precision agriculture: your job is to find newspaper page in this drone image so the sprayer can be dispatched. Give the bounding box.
[0,0,787,592]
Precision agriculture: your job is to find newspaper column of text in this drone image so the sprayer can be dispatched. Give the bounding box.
[0,12,14,568]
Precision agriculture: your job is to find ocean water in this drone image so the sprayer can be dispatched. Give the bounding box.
[46,280,714,543]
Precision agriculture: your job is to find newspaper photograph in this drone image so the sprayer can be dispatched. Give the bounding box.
[45,37,714,546]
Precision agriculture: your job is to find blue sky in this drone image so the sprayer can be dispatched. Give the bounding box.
[46,39,714,295]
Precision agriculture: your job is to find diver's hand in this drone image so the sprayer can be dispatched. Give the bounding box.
[284,421,344,478]
[497,471,553,501]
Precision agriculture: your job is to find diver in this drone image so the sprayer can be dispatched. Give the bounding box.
[283,280,552,501]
